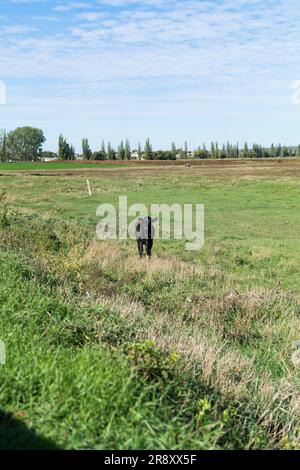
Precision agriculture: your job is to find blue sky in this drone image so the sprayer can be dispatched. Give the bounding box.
[0,0,300,152]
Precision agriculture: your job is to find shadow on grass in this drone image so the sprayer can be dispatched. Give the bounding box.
[0,410,60,450]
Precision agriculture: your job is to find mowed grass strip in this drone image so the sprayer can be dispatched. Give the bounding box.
[0,161,134,171]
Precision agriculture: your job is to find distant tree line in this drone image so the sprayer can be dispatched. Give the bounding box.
[78,138,300,161]
[193,142,300,159]
[1,127,300,162]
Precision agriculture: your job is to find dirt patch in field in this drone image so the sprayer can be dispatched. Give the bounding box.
[1,159,300,178]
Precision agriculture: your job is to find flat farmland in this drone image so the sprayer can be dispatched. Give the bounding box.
[0,159,300,449]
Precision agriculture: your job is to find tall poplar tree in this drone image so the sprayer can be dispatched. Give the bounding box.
[82,138,92,160]
[144,139,153,160]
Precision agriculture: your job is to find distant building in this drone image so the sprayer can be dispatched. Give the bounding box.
[41,157,58,162]
[131,151,141,160]
[39,151,58,162]
[176,151,193,160]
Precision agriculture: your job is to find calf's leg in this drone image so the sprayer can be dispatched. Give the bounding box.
[146,240,153,258]
[137,239,144,258]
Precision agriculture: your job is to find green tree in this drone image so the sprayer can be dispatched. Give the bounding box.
[69,145,75,161]
[58,135,75,161]
[144,139,153,160]
[179,148,185,159]
[183,141,188,159]
[171,142,177,159]
[111,147,117,160]
[281,146,289,157]
[6,127,45,161]
[215,142,219,159]
[0,129,7,162]
[242,143,250,159]
[252,143,262,158]
[58,135,68,160]
[82,138,92,160]
[220,144,227,159]
[125,138,131,160]
[202,143,209,159]
[210,142,216,159]
[107,142,114,160]
[277,144,282,157]
[194,144,209,159]
[235,142,239,158]
[226,141,233,159]
[270,143,276,158]
[58,135,65,160]
[152,150,176,160]
[117,141,125,161]
[137,142,143,160]
[101,140,107,160]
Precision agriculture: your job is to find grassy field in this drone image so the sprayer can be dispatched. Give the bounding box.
[0,161,135,171]
[0,160,300,449]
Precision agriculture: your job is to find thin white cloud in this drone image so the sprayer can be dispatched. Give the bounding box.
[32,16,60,21]
[54,2,91,12]
[9,0,48,3]
[1,0,300,148]
[75,11,106,21]
[4,25,37,34]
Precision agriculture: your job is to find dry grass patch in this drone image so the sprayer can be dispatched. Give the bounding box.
[83,239,204,280]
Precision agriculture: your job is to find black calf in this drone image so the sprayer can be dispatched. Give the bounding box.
[135,216,157,258]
